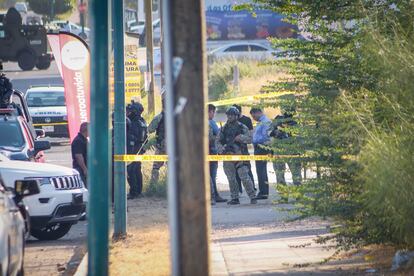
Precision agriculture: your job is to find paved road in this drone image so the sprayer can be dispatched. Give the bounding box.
[3,61,63,93]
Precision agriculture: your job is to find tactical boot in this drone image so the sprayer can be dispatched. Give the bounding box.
[250,198,258,204]
[127,194,137,200]
[211,198,216,206]
[227,199,240,205]
[215,195,227,203]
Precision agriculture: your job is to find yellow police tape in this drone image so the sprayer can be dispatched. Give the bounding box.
[208,91,297,107]
[114,154,305,162]
[33,122,68,127]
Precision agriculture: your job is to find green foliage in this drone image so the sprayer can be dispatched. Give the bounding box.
[144,172,167,198]
[27,0,73,18]
[250,0,414,249]
[141,154,167,198]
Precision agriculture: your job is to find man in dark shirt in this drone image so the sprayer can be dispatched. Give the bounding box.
[233,105,256,192]
[71,122,88,187]
[234,104,253,130]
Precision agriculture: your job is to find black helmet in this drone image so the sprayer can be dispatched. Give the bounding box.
[225,106,240,116]
[127,101,144,115]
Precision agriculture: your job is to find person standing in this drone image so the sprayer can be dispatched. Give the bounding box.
[126,102,148,199]
[233,104,256,192]
[217,107,257,205]
[71,122,88,187]
[208,104,226,203]
[271,113,302,187]
[250,108,272,200]
[148,110,165,185]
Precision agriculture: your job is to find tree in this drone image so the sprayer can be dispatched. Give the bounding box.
[243,0,414,249]
[27,0,73,19]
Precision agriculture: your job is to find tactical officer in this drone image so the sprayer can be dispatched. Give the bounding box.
[217,107,257,205]
[126,102,148,199]
[271,112,302,188]
[233,104,256,193]
[148,110,165,185]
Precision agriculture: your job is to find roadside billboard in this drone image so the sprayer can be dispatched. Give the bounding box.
[206,10,297,41]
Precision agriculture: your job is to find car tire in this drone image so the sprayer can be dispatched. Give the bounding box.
[17,50,36,71]
[35,56,51,70]
[30,223,72,241]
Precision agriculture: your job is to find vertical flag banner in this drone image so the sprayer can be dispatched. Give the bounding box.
[47,32,90,142]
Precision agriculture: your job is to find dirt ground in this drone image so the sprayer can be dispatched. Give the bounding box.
[108,197,414,276]
[109,198,171,276]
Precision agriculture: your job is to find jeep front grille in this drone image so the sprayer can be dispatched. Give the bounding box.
[51,175,83,190]
[32,116,65,124]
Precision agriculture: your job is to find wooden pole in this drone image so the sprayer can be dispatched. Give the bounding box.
[145,0,155,116]
[162,0,210,274]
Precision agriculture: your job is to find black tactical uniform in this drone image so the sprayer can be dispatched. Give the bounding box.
[126,102,148,198]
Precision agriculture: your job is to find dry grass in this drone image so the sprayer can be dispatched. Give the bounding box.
[109,198,170,276]
[237,71,290,118]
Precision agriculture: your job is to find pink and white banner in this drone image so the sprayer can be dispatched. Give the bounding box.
[47,32,90,142]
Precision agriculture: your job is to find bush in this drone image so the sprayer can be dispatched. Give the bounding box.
[361,124,414,247]
[140,146,167,198]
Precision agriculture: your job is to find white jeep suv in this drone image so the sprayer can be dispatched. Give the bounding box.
[0,154,88,240]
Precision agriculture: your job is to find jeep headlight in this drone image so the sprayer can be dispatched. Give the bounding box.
[37,177,51,186]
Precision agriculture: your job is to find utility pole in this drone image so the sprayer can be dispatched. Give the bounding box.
[145,0,155,116]
[112,0,127,237]
[51,0,56,20]
[79,0,86,38]
[162,0,209,275]
[88,0,110,274]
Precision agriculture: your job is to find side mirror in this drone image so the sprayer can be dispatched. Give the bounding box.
[14,179,40,200]
[35,129,45,138]
[34,140,51,152]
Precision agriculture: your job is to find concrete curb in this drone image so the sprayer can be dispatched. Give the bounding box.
[74,253,88,276]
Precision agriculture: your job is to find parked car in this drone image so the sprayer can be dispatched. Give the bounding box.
[50,20,90,40]
[139,19,161,46]
[127,19,144,33]
[0,154,88,240]
[208,42,278,61]
[25,86,69,138]
[0,105,50,162]
[0,174,39,276]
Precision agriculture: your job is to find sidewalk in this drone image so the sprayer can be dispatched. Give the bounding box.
[210,162,337,275]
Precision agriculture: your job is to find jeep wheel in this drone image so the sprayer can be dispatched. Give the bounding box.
[31,223,72,240]
[35,57,51,70]
[17,51,36,71]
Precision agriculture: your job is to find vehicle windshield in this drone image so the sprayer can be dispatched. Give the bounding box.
[0,120,25,149]
[15,3,27,12]
[26,91,66,107]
